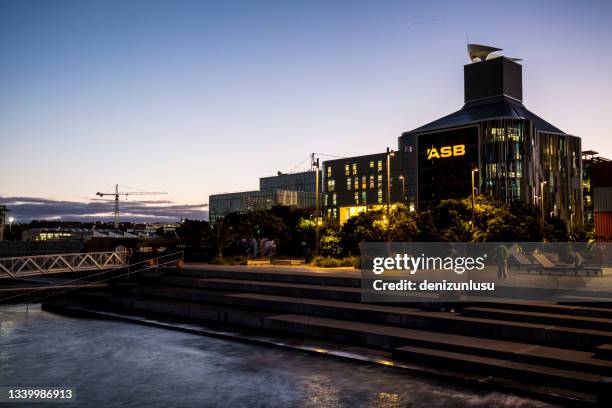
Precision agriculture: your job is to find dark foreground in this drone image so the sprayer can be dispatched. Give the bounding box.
[0,305,552,408]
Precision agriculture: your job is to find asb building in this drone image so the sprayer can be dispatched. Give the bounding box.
[325,45,583,228]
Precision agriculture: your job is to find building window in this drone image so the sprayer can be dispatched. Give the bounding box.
[377,189,383,204]
[345,164,349,176]
[361,175,366,189]
[377,160,383,172]
[361,191,367,204]
[354,191,359,204]
[354,177,359,190]
[327,166,332,177]
[377,174,383,188]
[332,193,337,206]
[370,161,374,168]
[327,179,335,192]
[346,178,351,190]
[352,163,357,175]
[369,175,375,189]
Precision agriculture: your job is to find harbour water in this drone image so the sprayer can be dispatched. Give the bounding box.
[0,305,555,408]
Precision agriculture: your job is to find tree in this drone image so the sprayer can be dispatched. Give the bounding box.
[210,218,237,258]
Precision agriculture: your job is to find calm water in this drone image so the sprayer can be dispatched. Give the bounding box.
[0,305,555,408]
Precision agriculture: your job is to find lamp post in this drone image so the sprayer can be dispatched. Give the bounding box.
[8,216,14,233]
[398,175,405,203]
[540,180,547,221]
[314,157,320,256]
[471,168,479,224]
[386,147,395,215]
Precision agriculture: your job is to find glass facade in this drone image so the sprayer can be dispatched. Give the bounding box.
[399,118,583,229]
[209,189,316,223]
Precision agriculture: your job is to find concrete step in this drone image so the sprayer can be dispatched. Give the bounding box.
[462,306,612,331]
[67,290,609,397]
[155,275,363,302]
[263,314,606,394]
[171,267,361,287]
[392,345,601,394]
[137,277,612,351]
[130,284,612,376]
[461,301,612,320]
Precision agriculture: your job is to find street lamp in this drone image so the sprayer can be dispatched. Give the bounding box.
[540,180,547,221]
[398,175,405,202]
[8,216,14,233]
[314,156,321,256]
[471,167,479,223]
[386,147,395,215]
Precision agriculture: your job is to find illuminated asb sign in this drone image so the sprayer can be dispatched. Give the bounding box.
[426,144,465,160]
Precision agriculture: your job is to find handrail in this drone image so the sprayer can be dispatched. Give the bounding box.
[0,251,184,306]
[0,250,129,279]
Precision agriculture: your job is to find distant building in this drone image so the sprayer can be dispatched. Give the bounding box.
[22,227,94,241]
[209,169,320,222]
[209,189,316,223]
[322,152,404,224]
[582,151,610,225]
[591,160,612,241]
[259,170,317,192]
[22,227,158,241]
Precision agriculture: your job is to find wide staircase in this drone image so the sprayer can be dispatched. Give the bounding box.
[47,266,612,406]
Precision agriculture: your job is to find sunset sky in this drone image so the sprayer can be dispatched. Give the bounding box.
[1,0,611,221]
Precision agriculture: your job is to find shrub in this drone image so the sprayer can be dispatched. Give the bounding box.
[310,255,359,268]
[209,255,247,265]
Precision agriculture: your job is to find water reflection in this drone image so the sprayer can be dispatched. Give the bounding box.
[0,305,556,408]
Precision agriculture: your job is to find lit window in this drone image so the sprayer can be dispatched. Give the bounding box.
[327,166,331,177]
[332,193,337,206]
[354,177,359,190]
[361,191,367,204]
[378,160,383,172]
[354,191,359,204]
[346,178,351,190]
[377,189,383,204]
[370,161,374,168]
[352,163,357,175]
[345,164,349,176]
[361,175,366,189]
[377,174,383,188]
[369,175,375,189]
[327,179,335,191]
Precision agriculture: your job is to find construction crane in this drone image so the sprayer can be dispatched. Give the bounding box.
[96,184,167,228]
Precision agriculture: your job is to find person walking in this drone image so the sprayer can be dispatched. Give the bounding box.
[497,245,509,279]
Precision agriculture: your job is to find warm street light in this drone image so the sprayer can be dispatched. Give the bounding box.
[471,167,479,224]
[8,216,14,233]
[398,175,406,202]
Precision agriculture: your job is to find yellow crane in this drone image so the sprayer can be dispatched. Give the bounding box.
[96,184,167,228]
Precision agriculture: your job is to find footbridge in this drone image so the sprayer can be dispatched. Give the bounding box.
[0,250,128,279]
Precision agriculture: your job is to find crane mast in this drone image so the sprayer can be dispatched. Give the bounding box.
[96,184,167,228]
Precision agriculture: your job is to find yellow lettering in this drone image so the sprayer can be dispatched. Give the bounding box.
[427,144,467,159]
[453,144,465,156]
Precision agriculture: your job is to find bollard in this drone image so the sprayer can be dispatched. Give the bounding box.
[597,377,612,407]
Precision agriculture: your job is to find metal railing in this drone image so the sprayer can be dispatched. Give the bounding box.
[0,251,184,306]
[0,250,128,279]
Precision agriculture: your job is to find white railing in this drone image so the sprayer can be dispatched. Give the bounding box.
[0,250,128,279]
